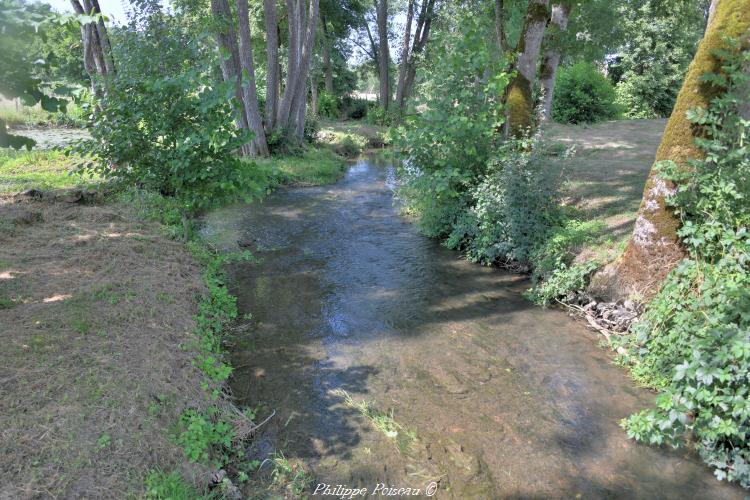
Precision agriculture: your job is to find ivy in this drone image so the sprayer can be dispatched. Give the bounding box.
[621,37,750,488]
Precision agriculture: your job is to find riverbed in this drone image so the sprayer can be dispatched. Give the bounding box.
[204,157,742,498]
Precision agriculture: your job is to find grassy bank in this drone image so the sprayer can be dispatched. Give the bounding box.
[0,124,374,497]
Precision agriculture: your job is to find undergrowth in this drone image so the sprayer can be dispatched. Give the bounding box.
[619,38,750,488]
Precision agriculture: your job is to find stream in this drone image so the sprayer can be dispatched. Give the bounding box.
[204,157,743,498]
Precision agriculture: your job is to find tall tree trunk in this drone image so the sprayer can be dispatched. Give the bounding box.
[264,0,280,132]
[375,0,390,110]
[504,0,549,137]
[210,0,250,142]
[310,75,319,116]
[400,0,436,106]
[395,0,414,113]
[277,0,302,129]
[494,0,508,53]
[321,15,334,93]
[539,2,572,122]
[237,0,269,156]
[593,0,750,299]
[89,0,115,75]
[70,0,111,97]
[277,0,319,138]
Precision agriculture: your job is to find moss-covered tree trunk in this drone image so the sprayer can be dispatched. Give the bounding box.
[602,0,750,298]
[504,0,549,137]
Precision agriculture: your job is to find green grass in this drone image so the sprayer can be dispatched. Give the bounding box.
[249,147,348,187]
[0,101,87,128]
[0,149,93,195]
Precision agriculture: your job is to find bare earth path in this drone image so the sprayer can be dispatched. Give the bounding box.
[206,150,743,498]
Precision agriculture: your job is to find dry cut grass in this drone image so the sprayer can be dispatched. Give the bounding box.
[0,194,213,498]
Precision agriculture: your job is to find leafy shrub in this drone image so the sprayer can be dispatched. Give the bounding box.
[318,90,339,119]
[443,138,564,265]
[177,408,233,465]
[74,70,251,224]
[340,96,368,120]
[552,62,619,124]
[303,112,320,143]
[336,135,362,158]
[620,39,750,488]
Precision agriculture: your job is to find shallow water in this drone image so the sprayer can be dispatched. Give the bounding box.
[8,127,88,149]
[205,158,743,498]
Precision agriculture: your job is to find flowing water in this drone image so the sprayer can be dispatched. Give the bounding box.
[204,157,743,499]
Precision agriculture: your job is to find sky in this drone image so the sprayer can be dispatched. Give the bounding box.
[44,0,130,25]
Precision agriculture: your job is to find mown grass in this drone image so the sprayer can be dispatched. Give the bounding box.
[0,149,93,195]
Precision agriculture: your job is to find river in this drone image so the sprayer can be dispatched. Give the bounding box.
[203,156,742,498]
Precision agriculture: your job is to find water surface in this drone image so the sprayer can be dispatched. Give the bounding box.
[205,158,743,498]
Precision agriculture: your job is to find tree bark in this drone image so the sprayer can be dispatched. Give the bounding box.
[264,0,280,132]
[237,0,269,155]
[89,0,115,75]
[277,0,319,138]
[494,0,508,53]
[504,0,549,137]
[395,0,414,112]
[375,0,390,110]
[400,0,436,107]
[210,0,249,139]
[310,75,319,116]
[594,0,750,299]
[539,2,572,121]
[321,14,334,93]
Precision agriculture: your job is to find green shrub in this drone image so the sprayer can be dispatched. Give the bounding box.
[177,408,233,465]
[620,39,750,488]
[74,70,252,226]
[318,90,339,119]
[552,62,620,124]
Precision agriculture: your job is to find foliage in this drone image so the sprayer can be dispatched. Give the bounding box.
[551,62,620,124]
[177,408,234,465]
[0,0,68,149]
[395,4,509,239]
[318,90,339,118]
[271,453,313,496]
[612,0,707,118]
[621,39,750,488]
[74,69,252,220]
[442,137,564,265]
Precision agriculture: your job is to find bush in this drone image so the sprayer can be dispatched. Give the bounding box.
[620,39,750,488]
[340,96,368,120]
[552,62,620,124]
[318,91,339,119]
[74,70,251,227]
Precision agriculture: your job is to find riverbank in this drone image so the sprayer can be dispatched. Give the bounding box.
[0,121,381,497]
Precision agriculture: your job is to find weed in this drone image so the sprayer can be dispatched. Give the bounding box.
[331,389,417,454]
[271,452,312,496]
[145,470,204,499]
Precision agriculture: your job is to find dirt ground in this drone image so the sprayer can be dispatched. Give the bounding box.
[0,192,212,498]
[545,119,668,259]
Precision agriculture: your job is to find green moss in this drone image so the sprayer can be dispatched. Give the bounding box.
[506,76,533,136]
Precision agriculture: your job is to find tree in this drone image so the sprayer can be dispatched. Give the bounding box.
[69,0,115,97]
[263,0,280,131]
[602,0,750,298]
[237,0,268,155]
[538,1,573,121]
[395,0,437,113]
[504,0,548,136]
[613,0,709,119]
[375,0,390,110]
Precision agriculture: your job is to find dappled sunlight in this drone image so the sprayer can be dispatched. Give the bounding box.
[42,293,72,303]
